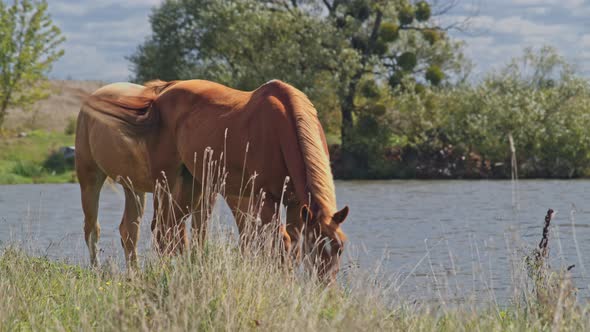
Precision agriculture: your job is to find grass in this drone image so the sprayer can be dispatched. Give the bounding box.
[0,129,76,184]
[0,244,397,331]
[0,227,589,331]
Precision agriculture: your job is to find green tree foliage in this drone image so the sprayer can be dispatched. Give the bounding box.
[129,0,467,169]
[129,0,353,133]
[0,0,65,128]
[388,46,590,178]
[131,4,590,179]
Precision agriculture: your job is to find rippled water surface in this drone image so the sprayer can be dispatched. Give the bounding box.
[2,180,590,303]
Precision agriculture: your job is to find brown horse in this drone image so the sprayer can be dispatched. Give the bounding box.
[75,81,169,267]
[78,79,349,281]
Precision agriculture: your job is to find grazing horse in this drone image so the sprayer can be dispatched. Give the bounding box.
[79,79,349,281]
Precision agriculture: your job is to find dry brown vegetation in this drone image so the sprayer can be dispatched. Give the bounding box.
[3,80,103,132]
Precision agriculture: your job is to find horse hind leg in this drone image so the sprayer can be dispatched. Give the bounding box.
[120,188,146,269]
[191,189,212,250]
[151,168,192,256]
[78,167,106,267]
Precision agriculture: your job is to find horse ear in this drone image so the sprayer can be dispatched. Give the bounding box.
[300,204,314,224]
[332,206,349,224]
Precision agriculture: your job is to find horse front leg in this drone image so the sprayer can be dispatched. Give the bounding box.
[226,195,291,260]
[190,189,213,250]
[285,202,303,263]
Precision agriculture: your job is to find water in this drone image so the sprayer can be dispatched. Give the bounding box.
[1,180,590,303]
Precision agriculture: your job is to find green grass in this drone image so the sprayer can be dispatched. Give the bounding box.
[0,243,588,331]
[0,130,76,184]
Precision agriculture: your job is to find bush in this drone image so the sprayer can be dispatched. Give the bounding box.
[425,65,443,85]
[43,149,74,174]
[12,161,43,178]
[335,47,590,179]
[379,22,399,42]
[64,117,77,135]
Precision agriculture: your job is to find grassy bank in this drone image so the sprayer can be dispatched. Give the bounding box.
[0,241,588,331]
[0,130,76,184]
[0,80,99,185]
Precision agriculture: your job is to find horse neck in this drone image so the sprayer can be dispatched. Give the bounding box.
[282,87,337,215]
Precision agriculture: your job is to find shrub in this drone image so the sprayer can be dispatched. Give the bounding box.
[379,22,399,42]
[64,117,77,135]
[43,149,74,174]
[12,160,43,178]
[425,65,444,85]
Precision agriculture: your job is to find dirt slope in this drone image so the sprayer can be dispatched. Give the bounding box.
[4,80,105,132]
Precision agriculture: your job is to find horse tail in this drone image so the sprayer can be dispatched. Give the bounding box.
[265,80,337,212]
[144,79,180,95]
[82,80,179,135]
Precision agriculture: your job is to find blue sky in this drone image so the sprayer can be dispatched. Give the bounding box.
[47,0,590,82]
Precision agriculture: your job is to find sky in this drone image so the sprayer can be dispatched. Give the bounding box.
[46,0,590,82]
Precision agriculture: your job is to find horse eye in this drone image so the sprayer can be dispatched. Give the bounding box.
[323,238,332,253]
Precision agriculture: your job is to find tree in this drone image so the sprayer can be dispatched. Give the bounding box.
[0,0,65,128]
[129,0,466,175]
[302,0,468,176]
[130,1,348,88]
[129,0,352,133]
[399,46,590,178]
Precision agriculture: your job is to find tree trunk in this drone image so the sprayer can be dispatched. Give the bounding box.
[335,74,362,178]
[340,91,354,148]
[340,72,362,149]
[0,100,8,129]
[339,9,381,150]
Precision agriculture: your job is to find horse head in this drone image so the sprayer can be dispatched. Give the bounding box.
[300,204,349,283]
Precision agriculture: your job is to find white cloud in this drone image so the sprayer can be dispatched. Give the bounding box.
[494,16,571,38]
[49,0,162,17]
[510,0,584,8]
[81,18,151,42]
[581,35,590,47]
[446,0,589,78]
[50,3,88,16]
[45,1,590,81]
[526,6,549,15]
[46,1,160,81]
[51,44,130,81]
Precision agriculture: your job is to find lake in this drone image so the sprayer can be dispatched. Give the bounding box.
[1,180,590,303]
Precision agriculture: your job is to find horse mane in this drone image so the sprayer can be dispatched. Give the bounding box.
[278,82,337,215]
[83,80,179,135]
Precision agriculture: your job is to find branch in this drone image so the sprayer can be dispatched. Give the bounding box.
[262,0,296,14]
[400,25,447,32]
[366,9,383,56]
[432,0,482,35]
[322,0,332,12]
[538,209,554,260]
[431,0,461,16]
[322,0,342,16]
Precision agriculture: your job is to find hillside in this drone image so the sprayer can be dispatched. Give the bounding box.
[3,80,104,132]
